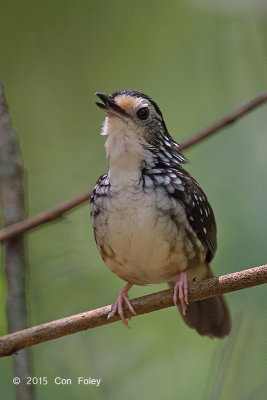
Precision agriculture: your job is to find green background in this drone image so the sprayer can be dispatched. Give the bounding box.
[0,1,266,399]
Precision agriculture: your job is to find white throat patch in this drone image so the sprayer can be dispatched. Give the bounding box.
[102,115,146,188]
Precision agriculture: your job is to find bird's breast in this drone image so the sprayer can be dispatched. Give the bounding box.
[91,183,202,285]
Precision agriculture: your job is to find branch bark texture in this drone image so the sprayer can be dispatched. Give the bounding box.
[0,91,266,243]
[0,80,34,399]
[0,265,266,357]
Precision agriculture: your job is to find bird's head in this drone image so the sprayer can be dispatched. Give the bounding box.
[96,90,169,145]
[95,90,186,166]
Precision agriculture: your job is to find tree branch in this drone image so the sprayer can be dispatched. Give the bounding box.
[0,80,34,398]
[0,190,92,242]
[0,91,266,243]
[180,91,267,150]
[0,265,266,357]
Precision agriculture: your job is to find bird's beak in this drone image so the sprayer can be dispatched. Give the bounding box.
[95,92,128,117]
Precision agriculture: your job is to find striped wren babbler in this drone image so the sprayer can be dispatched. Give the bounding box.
[91,90,231,338]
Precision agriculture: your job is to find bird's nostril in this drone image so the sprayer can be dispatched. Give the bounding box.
[95,92,128,116]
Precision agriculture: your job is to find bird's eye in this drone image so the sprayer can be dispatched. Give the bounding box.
[136,107,150,120]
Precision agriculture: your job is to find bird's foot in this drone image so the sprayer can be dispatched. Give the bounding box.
[173,272,189,315]
[108,283,136,328]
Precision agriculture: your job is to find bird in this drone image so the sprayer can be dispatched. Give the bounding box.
[90,89,231,338]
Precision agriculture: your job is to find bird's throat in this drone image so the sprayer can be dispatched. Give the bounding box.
[105,129,145,189]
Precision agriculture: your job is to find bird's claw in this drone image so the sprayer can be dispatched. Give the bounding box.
[173,272,189,315]
[108,283,136,328]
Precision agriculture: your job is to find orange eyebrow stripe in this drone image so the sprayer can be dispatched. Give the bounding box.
[115,95,140,114]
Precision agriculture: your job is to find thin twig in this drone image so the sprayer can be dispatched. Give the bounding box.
[0,190,92,242]
[180,91,267,150]
[0,91,266,243]
[0,80,34,398]
[0,265,266,357]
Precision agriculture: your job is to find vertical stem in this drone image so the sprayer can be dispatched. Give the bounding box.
[0,79,34,399]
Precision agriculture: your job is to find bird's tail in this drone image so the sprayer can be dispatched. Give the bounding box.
[169,265,231,338]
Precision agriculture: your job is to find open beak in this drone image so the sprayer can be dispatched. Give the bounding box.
[95,92,128,117]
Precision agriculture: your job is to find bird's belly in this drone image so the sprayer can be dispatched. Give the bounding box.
[93,189,196,285]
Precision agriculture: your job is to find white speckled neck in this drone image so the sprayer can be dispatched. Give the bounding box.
[103,115,145,188]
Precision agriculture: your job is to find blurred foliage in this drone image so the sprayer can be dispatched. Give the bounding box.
[0,1,266,399]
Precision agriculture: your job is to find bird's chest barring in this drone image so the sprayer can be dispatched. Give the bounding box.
[93,189,197,284]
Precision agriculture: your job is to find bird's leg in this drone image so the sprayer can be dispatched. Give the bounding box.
[108,282,136,328]
[173,272,189,315]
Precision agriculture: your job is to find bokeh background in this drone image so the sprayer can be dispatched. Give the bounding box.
[0,1,266,399]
